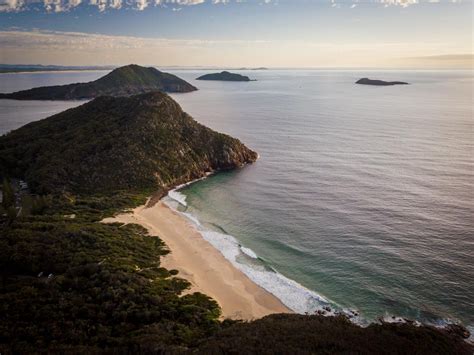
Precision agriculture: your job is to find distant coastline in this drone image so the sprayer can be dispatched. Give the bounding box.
[0,64,115,74]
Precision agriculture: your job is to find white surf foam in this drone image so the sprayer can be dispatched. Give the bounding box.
[168,190,187,206]
[181,212,201,226]
[166,173,214,207]
[240,246,258,259]
[188,225,333,315]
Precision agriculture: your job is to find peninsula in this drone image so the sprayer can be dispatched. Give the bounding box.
[356,78,409,86]
[0,91,256,194]
[0,64,197,100]
[196,71,254,82]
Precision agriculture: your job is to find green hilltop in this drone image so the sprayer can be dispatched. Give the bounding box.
[0,64,197,100]
[0,91,256,195]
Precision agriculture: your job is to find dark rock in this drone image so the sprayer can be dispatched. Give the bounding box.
[445,324,471,339]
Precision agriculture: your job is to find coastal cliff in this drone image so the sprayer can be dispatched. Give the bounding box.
[0,91,257,194]
[0,65,197,100]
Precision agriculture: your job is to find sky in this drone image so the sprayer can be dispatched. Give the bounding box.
[0,0,472,68]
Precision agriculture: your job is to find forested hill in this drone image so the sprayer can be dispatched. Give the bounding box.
[0,91,257,194]
[0,64,197,100]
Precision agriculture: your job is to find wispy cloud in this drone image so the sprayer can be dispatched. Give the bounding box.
[330,0,461,8]
[0,0,252,12]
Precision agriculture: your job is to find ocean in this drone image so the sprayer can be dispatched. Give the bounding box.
[1,69,472,331]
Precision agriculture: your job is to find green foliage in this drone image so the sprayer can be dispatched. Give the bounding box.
[197,314,472,354]
[5,206,17,221]
[31,195,52,214]
[0,199,220,353]
[1,178,15,209]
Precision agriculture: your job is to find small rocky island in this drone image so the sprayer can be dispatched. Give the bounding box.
[356,78,409,86]
[196,71,254,82]
[0,64,197,100]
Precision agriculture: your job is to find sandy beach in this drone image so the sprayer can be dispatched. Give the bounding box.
[103,201,290,320]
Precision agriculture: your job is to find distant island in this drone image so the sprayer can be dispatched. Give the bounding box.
[356,78,409,86]
[0,64,197,100]
[237,67,269,70]
[196,71,255,82]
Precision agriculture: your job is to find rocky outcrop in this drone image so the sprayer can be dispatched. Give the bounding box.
[0,64,197,100]
[0,91,257,194]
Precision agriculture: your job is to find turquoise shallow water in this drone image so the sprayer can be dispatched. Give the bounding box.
[1,69,472,329]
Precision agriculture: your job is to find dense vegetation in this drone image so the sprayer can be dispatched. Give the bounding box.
[0,64,197,100]
[196,71,254,81]
[198,314,472,354]
[0,91,257,194]
[0,194,222,353]
[0,91,471,353]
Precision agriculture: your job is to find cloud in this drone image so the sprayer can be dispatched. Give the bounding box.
[0,0,462,12]
[379,0,419,7]
[0,0,236,12]
[331,0,460,8]
[0,0,24,11]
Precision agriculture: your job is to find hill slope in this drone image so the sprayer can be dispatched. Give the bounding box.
[0,65,197,100]
[0,91,257,194]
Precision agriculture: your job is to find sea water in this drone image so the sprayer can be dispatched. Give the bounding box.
[1,69,472,332]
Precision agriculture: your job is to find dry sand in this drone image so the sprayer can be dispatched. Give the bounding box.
[103,201,290,320]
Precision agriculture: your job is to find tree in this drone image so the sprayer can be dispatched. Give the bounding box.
[2,178,15,210]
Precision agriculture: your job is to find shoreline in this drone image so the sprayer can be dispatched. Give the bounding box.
[103,200,291,320]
